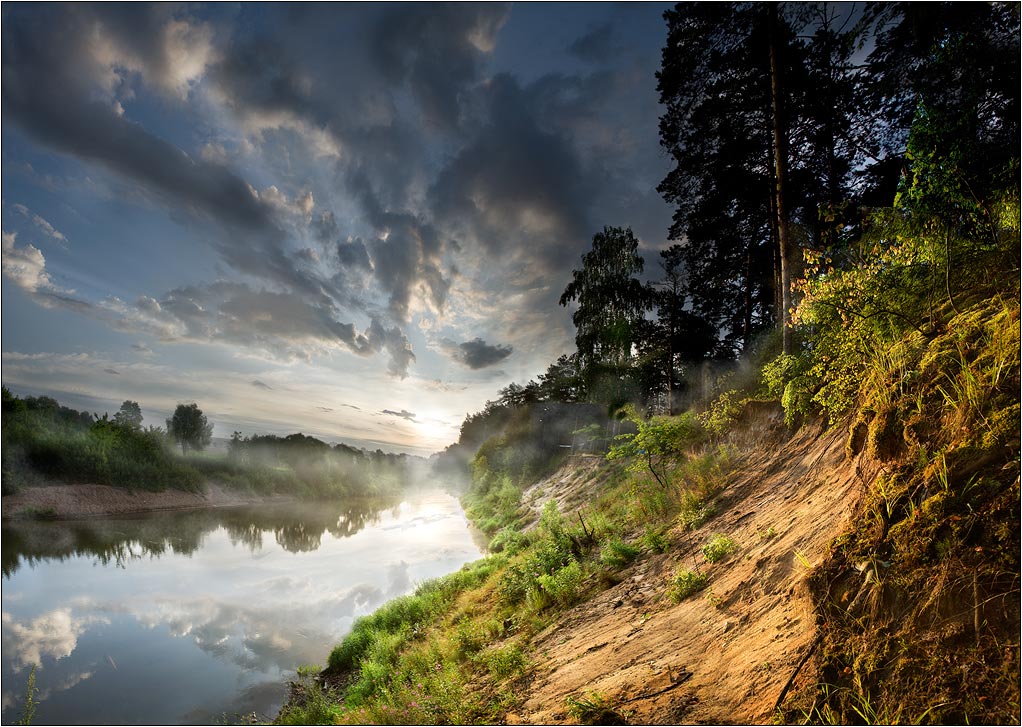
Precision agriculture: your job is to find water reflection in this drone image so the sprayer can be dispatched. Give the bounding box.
[2,495,402,577]
[1,489,481,724]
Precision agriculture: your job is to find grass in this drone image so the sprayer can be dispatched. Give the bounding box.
[564,691,627,725]
[599,536,641,568]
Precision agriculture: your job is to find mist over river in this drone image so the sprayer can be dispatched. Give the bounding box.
[1,488,482,724]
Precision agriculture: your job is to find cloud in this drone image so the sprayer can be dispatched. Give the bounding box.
[568,24,621,64]
[131,342,154,356]
[370,4,510,129]
[381,409,417,422]
[1,231,73,297]
[251,380,273,390]
[104,368,120,375]
[439,337,513,370]
[1,608,109,671]
[11,203,67,243]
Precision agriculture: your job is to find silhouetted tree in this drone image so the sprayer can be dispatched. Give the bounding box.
[113,400,143,430]
[166,403,213,455]
[559,226,650,402]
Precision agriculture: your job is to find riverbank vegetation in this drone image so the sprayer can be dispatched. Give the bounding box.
[278,3,1018,723]
[1,388,415,500]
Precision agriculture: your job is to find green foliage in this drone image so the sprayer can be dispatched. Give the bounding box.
[487,526,529,555]
[275,669,343,725]
[112,400,143,430]
[701,533,738,563]
[666,568,708,602]
[477,642,526,679]
[599,536,640,569]
[640,525,671,553]
[698,389,745,437]
[559,226,650,389]
[678,490,716,531]
[607,407,703,488]
[166,402,213,455]
[564,691,626,725]
[15,665,36,726]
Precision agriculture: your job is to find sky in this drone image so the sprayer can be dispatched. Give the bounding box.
[1,2,675,456]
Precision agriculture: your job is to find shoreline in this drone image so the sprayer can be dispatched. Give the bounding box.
[1,481,296,520]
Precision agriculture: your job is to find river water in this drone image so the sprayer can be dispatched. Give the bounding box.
[0,487,483,724]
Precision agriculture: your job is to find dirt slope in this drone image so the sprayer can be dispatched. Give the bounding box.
[508,408,872,724]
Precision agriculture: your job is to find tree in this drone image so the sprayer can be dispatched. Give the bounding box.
[166,403,213,455]
[606,405,702,489]
[112,400,143,431]
[648,246,717,412]
[559,226,650,401]
[657,3,866,356]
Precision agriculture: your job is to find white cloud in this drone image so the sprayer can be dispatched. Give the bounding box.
[11,203,68,244]
[1,609,109,671]
[1,231,72,296]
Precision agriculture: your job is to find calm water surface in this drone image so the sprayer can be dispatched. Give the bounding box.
[1,487,482,724]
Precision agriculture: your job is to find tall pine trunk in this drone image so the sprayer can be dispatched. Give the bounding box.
[769,3,793,355]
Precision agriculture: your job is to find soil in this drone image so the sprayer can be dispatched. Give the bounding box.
[1,481,294,520]
[507,407,873,725]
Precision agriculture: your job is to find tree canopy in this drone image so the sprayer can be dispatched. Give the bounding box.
[166,403,213,455]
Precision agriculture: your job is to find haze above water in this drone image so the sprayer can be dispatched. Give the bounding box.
[1,489,482,725]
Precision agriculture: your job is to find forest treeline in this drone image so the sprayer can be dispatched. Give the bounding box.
[1,388,415,498]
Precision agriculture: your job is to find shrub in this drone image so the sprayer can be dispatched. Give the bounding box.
[599,536,640,569]
[699,389,745,438]
[667,568,708,602]
[640,525,671,553]
[702,533,738,563]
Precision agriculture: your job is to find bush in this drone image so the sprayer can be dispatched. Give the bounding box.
[702,533,738,563]
[640,526,671,553]
[667,568,708,602]
[698,389,745,438]
[599,536,640,569]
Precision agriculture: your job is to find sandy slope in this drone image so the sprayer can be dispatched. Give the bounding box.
[508,407,872,724]
[1,481,293,519]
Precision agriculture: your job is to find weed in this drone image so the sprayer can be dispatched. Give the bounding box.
[759,526,777,539]
[599,536,641,569]
[678,491,716,530]
[641,525,671,553]
[793,549,812,570]
[564,691,627,725]
[15,666,36,726]
[667,568,708,602]
[702,534,738,563]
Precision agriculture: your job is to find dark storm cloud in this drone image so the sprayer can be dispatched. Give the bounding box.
[569,23,621,63]
[429,73,595,270]
[2,8,270,232]
[0,4,345,315]
[381,409,417,422]
[337,238,372,271]
[439,337,513,370]
[124,282,415,376]
[370,3,510,129]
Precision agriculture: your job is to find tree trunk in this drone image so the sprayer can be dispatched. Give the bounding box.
[769,3,793,355]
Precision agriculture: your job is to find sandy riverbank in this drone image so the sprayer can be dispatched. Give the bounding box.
[1,482,295,520]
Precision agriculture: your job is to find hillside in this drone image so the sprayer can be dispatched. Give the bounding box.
[508,408,861,724]
[276,289,1019,726]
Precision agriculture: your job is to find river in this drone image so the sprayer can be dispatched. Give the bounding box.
[0,487,483,724]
